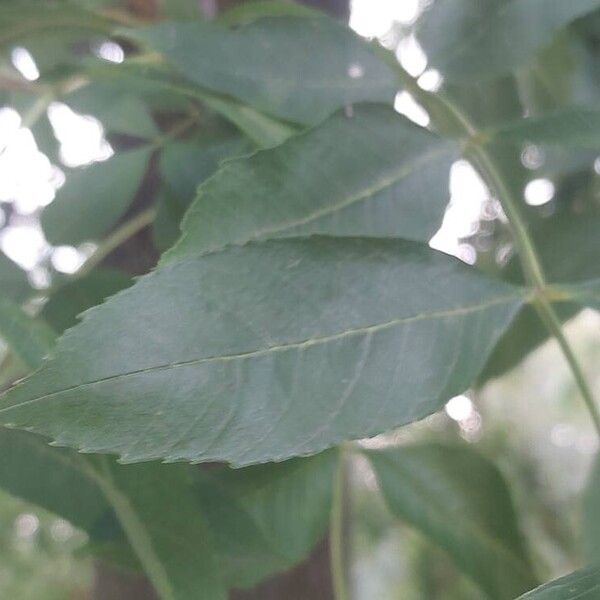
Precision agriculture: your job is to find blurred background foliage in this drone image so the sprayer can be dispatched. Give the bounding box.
[0,0,600,598]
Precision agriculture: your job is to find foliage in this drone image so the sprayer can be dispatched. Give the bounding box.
[0,0,600,598]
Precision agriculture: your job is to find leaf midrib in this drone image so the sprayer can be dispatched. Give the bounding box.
[0,292,523,411]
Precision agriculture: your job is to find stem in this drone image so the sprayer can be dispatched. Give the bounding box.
[394,63,600,437]
[77,206,157,278]
[85,458,175,600]
[331,451,349,600]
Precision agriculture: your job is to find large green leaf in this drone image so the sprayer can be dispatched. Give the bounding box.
[366,443,537,599]
[0,238,524,466]
[128,17,396,126]
[169,106,457,259]
[41,147,151,245]
[517,566,600,599]
[417,0,600,82]
[0,298,55,370]
[196,450,337,588]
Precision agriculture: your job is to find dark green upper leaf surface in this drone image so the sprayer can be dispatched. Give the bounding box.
[367,443,537,599]
[417,0,600,82]
[0,238,523,466]
[219,0,321,26]
[517,566,600,599]
[128,17,397,126]
[196,451,336,588]
[169,106,457,260]
[41,147,151,245]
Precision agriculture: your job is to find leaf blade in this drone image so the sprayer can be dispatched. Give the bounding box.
[0,238,524,466]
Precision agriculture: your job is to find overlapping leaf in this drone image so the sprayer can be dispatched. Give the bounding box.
[169,105,457,260]
[417,0,600,82]
[517,566,600,599]
[0,238,524,466]
[367,443,537,599]
[42,147,151,245]
[128,17,397,126]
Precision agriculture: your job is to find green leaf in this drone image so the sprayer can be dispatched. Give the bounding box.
[0,428,112,533]
[155,137,250,250]
[480,206,600,383]
[127,17,397,126]
[168,105,458,260]
[0,426,226,598]
[0,252,31,303]
[41,147,151,245]
[0,1,112,48]
[196,450,337,588]
[517,566,600,599]
[366,443,538,599]
[487,108,600,148]
[0,238,524,466]
[93,459,226,600]
[42,270,133,334]
[417,0,600,82]
[64,85,160,139]
[583,454,600,562]
[0,298,55,370]
[219,0,322,26]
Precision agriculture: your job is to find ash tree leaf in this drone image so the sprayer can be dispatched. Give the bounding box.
[196,450,337,589]
[417,0,600,83]
[127,16,397,126]
[168,105,458,260]
[93,459,226,600]
[64,85,160,140]
[42,269,133,334]
[583,453,600,563]
[41,146,151,246]
[0,238,524,466]
[0,252,31,303]
[486,108,600,148]
[155,136,250,250]
[366,443,538,599]
[517,566,600,599]
[0,298,55,371]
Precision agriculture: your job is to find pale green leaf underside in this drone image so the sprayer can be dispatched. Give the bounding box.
[0,238,524,466]
[367,444,537,599]
[418,0,600,82]
[169,105,457,260]
[128,17,397,126]
[518,566,600,599]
